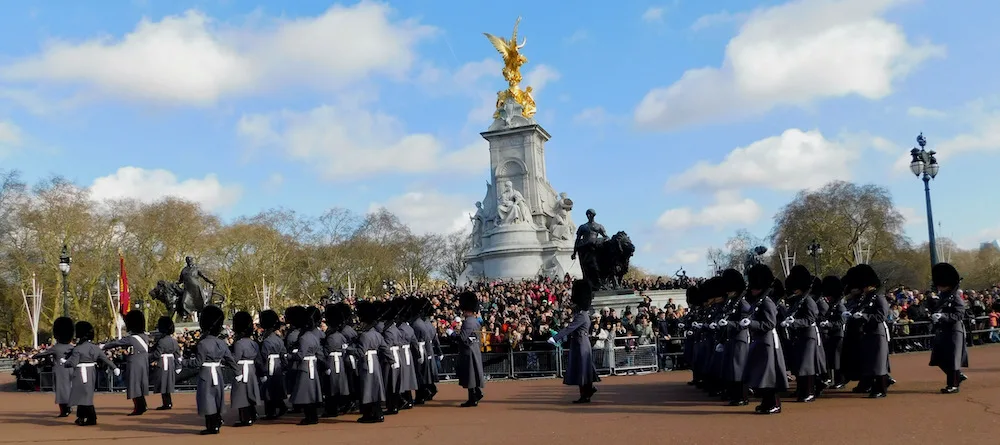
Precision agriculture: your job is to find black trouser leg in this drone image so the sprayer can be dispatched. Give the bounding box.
[467,388,476,402]
[955,370,964,387]
[58,403,70,416]
[945,369,955,387]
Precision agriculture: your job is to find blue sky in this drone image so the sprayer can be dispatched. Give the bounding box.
[0,0,998,276]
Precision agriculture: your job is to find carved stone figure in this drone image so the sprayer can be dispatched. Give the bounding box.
[549,193,574,241]
[572,209,609,289]
[470,201,486,248]
[496,180,533,227]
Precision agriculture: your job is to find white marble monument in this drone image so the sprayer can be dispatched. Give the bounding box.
[459,96,582,283]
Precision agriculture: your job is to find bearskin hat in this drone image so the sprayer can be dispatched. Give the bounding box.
[324,304,344,331]
[303,306,320,330]
[336,302,354,325]
[393,298,410,322]
[156,316,175,335]
[458,291,480,313]
[415,297,433,317]
[685,285,701,307]
[720,268,746,294]
[821,276,842,298]
[259,309,281,331]
[784,265,813,293]
[124,309,145,334]
[75,321,95,342]
[285,306,306,330]
[356,300,378,324]
[811,277,822,294]
[932,262,961,288]
[853,264,881,289]
[199,305,225,336]
[771,278,786,301]
[701,277,721,302]
[747,264,775,291]
[571,279,594,310]
[232,311,254,338]
[53,317,75,344]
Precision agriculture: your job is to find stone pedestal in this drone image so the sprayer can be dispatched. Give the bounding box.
[460,97,582,283]
[592,289,643,313]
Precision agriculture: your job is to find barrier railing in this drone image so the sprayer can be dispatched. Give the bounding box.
[27,317,1000,391]
[0,358,14,372]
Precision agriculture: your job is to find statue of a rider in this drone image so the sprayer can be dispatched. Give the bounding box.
[178,256,216,311]
[572,208,608,290]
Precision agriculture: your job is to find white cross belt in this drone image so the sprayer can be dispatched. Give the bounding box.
[77,363,96,383]
[402,344,412,366]
[302,356,317,379]
[328,351,342,374]
[236,360,254,382]
[365,350,378,374]
[390,346,401,369]
[770,329,780,350]
[417,341,427,361]
[161,353,174,370]
[267,354,281,376]
[202,362,222,386]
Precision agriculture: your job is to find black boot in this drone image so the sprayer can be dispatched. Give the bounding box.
[297,404,319,425]
[384,395,399,415]
[234,407,255,427]
[728,382,748,406]
[322,396,340,417]
[428,383,438,400]
[573,384,597,404]
[414,387,428,405]
[76,406,96,426]
[58,404,71,417]
[357,403,384,424]
[941,369,959,394]
[461,388,479,407]
[796,376,815,402]
[156,393,173,410]
[128,396,147,416]
[401,391,414,409]
[868,376,887,398]
[200,414,220,435]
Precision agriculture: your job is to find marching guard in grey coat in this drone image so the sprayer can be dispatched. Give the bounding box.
[337,303,361,413]
[352,300,393,424]
[33,316,75,417]
[549,279,600,403]
[929,262,970,394]
[455,291,485,407]
[256,309,289,420]
[63,321,120,426]
[717,269,751,406]
[150,316,181,410]
[322,304,351,417]
[781,265,826,403]
[848,264,891,398]
[102,309,151,416]
[412,297,442,403]
[288,307,326,425]
[819,276,847,389]
[231,311,260,427]
[740,265,788,415]
[397,298,421,408]
[378,301,405,415]
[192,305,237,435]
[283,305,305,411]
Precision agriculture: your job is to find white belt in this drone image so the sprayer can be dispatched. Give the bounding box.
[882,321,890,340]
[390,346,401,369]
[349,355,357,369]
[267,354,280,376]
[810,322,821,339]
[161,353,174,370]
[771,329,780,350]
[77,363,96,383]
[417,341,427,361]
[203,362,222,385]
[328,351,342,374]
[302,356,317,380]
[236,360,254,382]
[365,350,377,374]
[402,345,412,366]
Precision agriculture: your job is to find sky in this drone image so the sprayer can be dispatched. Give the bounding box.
[0,0,998,276]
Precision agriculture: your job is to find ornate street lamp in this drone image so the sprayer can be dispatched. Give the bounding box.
[58,245,72,317]
[806,240,823,276]
[909,132,940,268]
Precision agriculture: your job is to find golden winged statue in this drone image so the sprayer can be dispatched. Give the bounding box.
[484,17,536,118]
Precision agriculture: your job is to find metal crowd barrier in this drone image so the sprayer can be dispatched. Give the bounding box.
[0,358,14,372]
[30,318,1000,392]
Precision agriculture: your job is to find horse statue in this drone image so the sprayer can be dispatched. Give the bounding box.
[149,280,226,322]
[593,231,635,290]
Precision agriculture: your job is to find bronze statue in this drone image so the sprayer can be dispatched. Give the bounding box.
[572,209,608,289]
[149,257,225,321]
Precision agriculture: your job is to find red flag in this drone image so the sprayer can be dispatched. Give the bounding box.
[119,254,131,316]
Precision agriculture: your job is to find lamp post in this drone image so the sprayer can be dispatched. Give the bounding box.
[909,132,940,268]
[58,245,72,317]
[806,240,823,276]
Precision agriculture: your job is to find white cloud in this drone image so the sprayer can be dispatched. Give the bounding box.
[898,206,924,227]
[0,3,436,105]
[564,29,588,44]
[89,166,242,211]
[635,0,945,131]
[892,100,1000,174]
[642,7,665,23]
[263,173,284,192]
[572,107,609,126]
[907,106,946,119]
[525,65,560,93]
[691,10,749,31]
[665,248,705,267]
[369,190,473,235]
[238,102,489,181]
[668,128,860,192]
[0,120,22,157]
[656,191,763,231]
